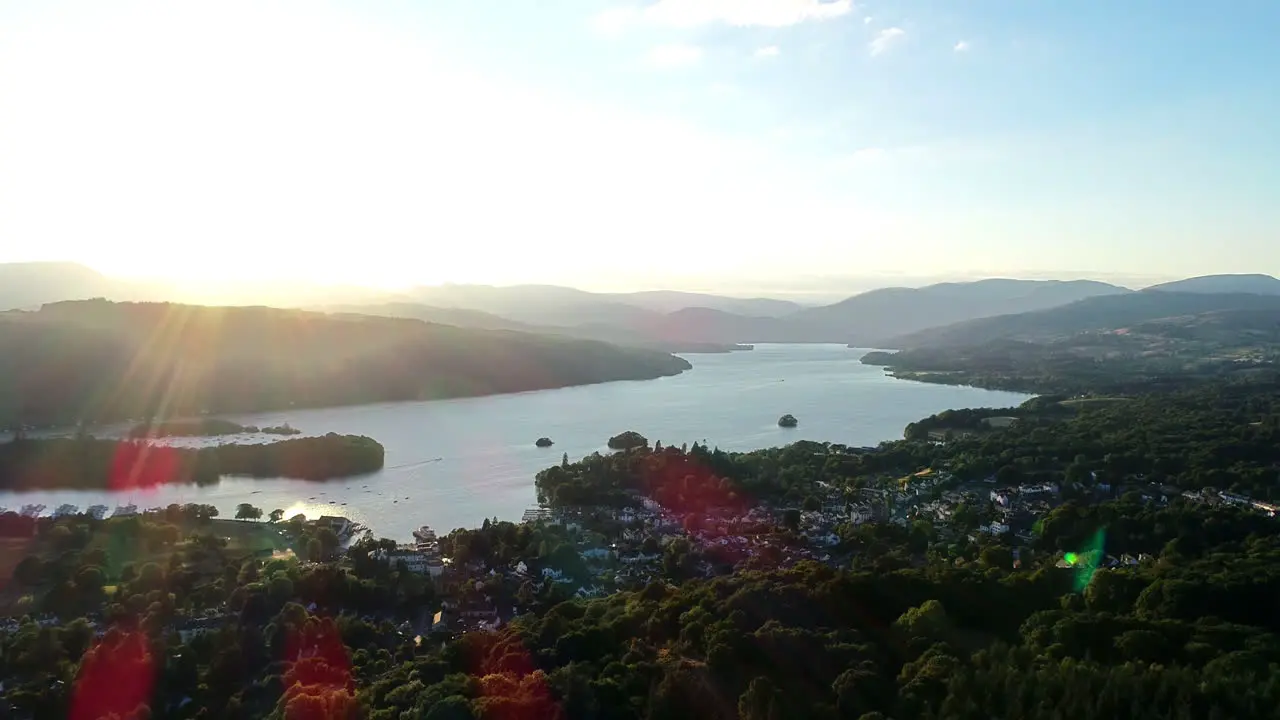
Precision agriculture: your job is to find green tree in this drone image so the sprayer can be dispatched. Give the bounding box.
[235,503,263,521]
[269,508,285,523]
[782,508,802,531]
[739,676,784,720]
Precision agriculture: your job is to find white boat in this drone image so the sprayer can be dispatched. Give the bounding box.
[412,525,437,543]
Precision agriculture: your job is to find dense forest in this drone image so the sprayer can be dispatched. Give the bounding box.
[4,493,1280,719]
[0,433,384,490]
[0,300,691,428]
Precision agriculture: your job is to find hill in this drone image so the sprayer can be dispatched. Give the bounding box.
[400,284,801,326]
[1146,273,1280,295]
[0,300,690,428]
[395,279,1130,346]
[886,291,1280,349]
[316,302,537,333]
[0,262,121,309]
[796,278,1130,344]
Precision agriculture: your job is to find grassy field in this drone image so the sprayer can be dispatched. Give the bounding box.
[1059,397,1134,407]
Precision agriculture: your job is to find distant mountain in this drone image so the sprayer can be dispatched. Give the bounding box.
[399,284,802,326]
[0,300,690,427]
[375,279,1135,346]
[791,278,1131,344]
[0,262,120,309]
[613,291,802,317]
[317,302,538,333]
[887,291,1280,349]
[1145,274,1280,295]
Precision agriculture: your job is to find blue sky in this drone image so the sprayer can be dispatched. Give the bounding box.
[0,0,1276,293]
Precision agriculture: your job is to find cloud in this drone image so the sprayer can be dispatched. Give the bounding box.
[755,45,781,58]
[863,16,872,24]
[595,0,853,30]
[953,40,970,52]
[869,27,904,56]
[647,43,703,67]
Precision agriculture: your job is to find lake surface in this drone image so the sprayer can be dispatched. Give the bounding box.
[0,345,1032,540]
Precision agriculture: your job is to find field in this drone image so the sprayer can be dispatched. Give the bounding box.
[1059,397,1134,407]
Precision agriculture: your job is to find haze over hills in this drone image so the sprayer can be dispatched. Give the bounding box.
[887,291,1280,349]
[1145,274,1280,295]
[789,278,1131,344]
[0,262,127,309]
[392,284,804,324]
[5,262,1280,351]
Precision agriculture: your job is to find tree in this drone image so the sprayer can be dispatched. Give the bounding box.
[13,556,43,586]
[236,503,263,521]
[782,509,802,531]
[739,677,783,720]
[316,528,340,557]
[269,508,285,523]
[606,431,648,451]
[979,545,1013,569]
[803,495,822,512]
[307,538,323,563]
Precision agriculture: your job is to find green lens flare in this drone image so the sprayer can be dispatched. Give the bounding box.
[1068,528,1107,592]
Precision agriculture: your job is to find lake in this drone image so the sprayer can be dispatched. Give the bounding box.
[0,344,1032,540]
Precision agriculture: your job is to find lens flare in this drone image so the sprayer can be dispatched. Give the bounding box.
[1062,528,1106,592]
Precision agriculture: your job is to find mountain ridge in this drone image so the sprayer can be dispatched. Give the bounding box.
[885,290,1280,349]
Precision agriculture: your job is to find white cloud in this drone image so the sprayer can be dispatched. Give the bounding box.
[596,0,853,30]
[647,43,703,68]
[953,40,970,52]
[863,16,872,24]
[869,27,904,56]
[755,45,781,58]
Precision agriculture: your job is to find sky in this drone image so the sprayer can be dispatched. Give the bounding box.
[0,0,1277,294]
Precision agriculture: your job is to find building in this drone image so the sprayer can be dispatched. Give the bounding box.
[522,504,552,520]
[375,546,444,577]
[316,516,353,539]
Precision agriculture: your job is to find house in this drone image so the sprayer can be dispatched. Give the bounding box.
[375,546,444,577]
[316,515,353,539]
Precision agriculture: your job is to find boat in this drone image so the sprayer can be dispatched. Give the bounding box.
[413,525,437,543]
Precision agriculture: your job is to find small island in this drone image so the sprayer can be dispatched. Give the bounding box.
[535,437,554,448]
[777,414,799,428]
[262,423,302,436]
[607,430,649,451]
[128,418,253,439]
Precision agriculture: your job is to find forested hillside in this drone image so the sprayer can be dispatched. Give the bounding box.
[0,300,690,428]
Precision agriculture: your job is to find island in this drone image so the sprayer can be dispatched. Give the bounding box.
[606,430,649,451]
[778,413,798,428]
[0,433,384,490]
[535,437,554,448]
[128,418,254,438]
[261,423,302,436]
